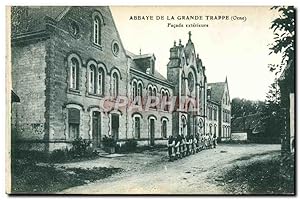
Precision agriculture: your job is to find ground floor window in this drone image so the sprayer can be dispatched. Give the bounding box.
[162,120,167,138]
[134,117,141,139]
[149,118,155,146]
[68,108,80,139]
[69,124,79,139]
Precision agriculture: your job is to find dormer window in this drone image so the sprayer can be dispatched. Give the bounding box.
[207,87,211,100]
[146,67,151,74]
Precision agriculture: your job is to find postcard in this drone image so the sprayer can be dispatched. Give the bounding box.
[6,6,295,195]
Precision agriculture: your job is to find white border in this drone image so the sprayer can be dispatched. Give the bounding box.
[1,0,298,199]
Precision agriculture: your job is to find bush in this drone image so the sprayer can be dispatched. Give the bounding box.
[102,135,116,147]
[69,137,92,158]
[49,149,68,163]
[12,149,48,163]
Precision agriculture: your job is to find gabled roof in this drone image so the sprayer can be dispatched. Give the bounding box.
[12,6,70,35]
[207,82,226,103]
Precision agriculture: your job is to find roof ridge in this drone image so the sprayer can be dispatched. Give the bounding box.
[55,7,71,21]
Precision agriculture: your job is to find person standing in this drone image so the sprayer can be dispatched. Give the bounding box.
[175,135,181,159]
[213,133,217,148]
[167,135,175,161]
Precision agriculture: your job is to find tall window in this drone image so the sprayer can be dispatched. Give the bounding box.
[162,120,167,138]
[112,72,119,97]
[68,108,80,140]
[181,116,187,136]
[214,109,217,120]
[181,75,186,96]
[97,68,104,95]
[93,16,101,45]
[89,64,96,93]
[70,58,79,90]
[132,81,137,100]
[188,72,194,92]
[153,88,157,108]
[138,83,143,99]
[148,87,153,96]
[134,117,140,139]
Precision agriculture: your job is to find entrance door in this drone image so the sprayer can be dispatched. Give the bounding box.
[92,111,101,148]
[111,114,119,140]
[150,119,155,146]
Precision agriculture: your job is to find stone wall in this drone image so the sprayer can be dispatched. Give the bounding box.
[11,40,47,143]
[44,7,129,149]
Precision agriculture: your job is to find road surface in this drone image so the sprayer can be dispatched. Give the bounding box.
[61,144,280,194]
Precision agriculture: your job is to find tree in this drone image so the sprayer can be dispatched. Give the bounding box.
[231,98,264,120]
[268,6,295,75]
[265,79,281,105]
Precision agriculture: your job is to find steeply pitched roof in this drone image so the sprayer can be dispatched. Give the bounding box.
[207,82,226,103]
[12,6,70,35]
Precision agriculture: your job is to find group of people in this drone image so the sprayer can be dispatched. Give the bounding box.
[167,133,217,161]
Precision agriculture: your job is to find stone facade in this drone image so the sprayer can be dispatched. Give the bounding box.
[11,6,231,151]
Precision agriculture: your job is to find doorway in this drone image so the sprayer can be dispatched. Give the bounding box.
[111,114,119,140]
[92,111,101,148]
[149,119,155,146]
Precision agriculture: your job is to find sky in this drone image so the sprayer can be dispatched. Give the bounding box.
[111,6,283,101]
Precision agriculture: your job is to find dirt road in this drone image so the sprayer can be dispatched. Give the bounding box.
[61,144,280,194]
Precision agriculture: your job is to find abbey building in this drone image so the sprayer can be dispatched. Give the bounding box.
[11,6,231,151]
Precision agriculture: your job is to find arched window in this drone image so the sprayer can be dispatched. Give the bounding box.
[214,108,217,120]
[89,64,96,93]
[112,72,119,97]
[166,91,170,111]
[68,108,80,139]
[181,74,186,96]
[153,88,157,97]
[138,83,143,98]
[93,16,101,45]
[70,58,79,90]
[161,90,165,99]
[97,68,105,95]
[161,120,167,138]
[134,116,141,139]
[188,72,194,92]
[151,87,157,109]
[197,119,203,135]
[148,86,153,97]
[132,81,137,100]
